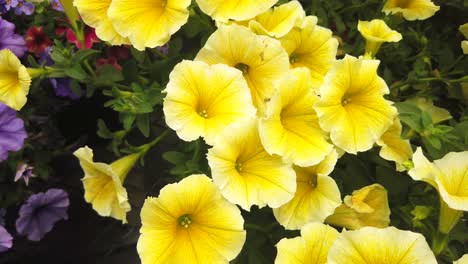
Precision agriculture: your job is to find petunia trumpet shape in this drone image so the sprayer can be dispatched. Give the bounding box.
[314,55,397,154]
[0,49,31,110]
[357,19,402,58]
[195,0,279,22]
[137,174,246,264]
[207,119,296,211]
[163,60,256,145]
[382,0,440,21]
[376,118,413,171]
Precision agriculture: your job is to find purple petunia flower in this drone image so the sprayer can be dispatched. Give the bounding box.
[16,189,69,241]
[13,0,34,15]
[0,102,27,162]
[0,17,27,57]
[0,225,12,252]
[50,0,63,12]
[14,162,35,186]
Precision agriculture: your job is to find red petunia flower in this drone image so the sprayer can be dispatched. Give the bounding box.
[25,26,52,55]
[65,27,99,49]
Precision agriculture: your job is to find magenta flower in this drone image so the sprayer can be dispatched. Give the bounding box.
[0,102,27,161]
[16,189,69,241]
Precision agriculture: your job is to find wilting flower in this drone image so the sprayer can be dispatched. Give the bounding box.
[137,174,246,264]
[248,1,305,38]
[0,49,32,110]
[108,0,191,51]
[0,225,12,252]
[382,0,439,21]
[259,68,333,167]
[454,254,468,264]
[327,226,437,263]
[275,222,338,264]
[376,118,413,171]
[196,24,289,112]
[207,119,296,211]
[163,60,255,145]
[273,150,341,230]
[0,102,27,161]
[196,0,278,22]
[73,146,140,223]
[74,0,129,45]
[357,19,402,57]
[16,189,69,241]
[14,162,35,185]
[325,184,391,230]
[408,148,468,234]
[314,55,397,154]
[280,16,338,89]
[406,97,452,124]
[25,26,53,55]
[0,17,27,57]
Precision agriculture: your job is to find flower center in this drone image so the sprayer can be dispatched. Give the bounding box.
[235,63,249,74]
[341,94,352,106]
[178,214,192,228]
[159,0,167,7]
[235,162,243,172]
[394,0,410,8]
[289,53,300,64]
[198,109,209,119]
[308,174,318,188]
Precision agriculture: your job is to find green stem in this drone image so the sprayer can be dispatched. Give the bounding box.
[191,139,202,162]
[138,129,171,155]
[431,231,449,256]
[83,59,96,78]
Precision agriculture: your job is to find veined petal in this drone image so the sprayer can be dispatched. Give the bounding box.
[408,147,438,188]
[376,118,413,170]
[382,0,440,21]
[0,49,31,110]
[195,0,279,22]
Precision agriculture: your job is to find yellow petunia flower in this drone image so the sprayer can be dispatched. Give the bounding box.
[325,184,391,230]
[108,0,191,51]
[280,16,338,89]
[376,118,413,171]
[259,68,333,167]
[137,174,246,264]
[327,226,437,264]
[454,254,468,264]
[408,148,468,234]
[207,119,296,211]
[275,222,338,264]
[357,19,402,58]
[382,0,440,21]
[74,0,129,45]
[73,146,140,223]
[273,150,341,230]
[314,55,397,154]
[406,97,452,124]
[195,24,289,113]
[163,60,256,145]
[195,0,279,22]
[248,1,305,38]
[0,49,31,111]
[460,24,468,54]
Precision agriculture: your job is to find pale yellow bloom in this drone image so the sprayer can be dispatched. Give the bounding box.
[259,68,333,167]
[357,19,402,57]
[409,148,468,233]
[74,0,129,45]
[325,184,390,230]
[163,60,256,145]
[248,1,305,38]
[376,118,413,171]
[280,16,338,89]
[0,49,31,111]
[460,24,468,54]
[73,146,139,223]
[383,0,440,21]
[462,41,468,54]
[327,226,437,263]
[196,24,289,113]
[275,222,338,264]
[108,0,190,51]
[137,174,246,264]
[406,97,452,123]
[207,119,296,211]
[314,55,397,154]
[273,150,341,230]
[454,254,468,264]
[195,0,279,22]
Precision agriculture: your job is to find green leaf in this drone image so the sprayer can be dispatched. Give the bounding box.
[64,64,88,80]
[136,114,150,137]
[72,49,99,63]
[162,151,186,165]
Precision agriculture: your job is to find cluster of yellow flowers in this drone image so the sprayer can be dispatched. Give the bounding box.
[68,0,468,263]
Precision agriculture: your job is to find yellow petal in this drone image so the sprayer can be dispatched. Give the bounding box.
[73,0,129,45]
[0,49,31,110]
[462,41,468,54]
[376,118,413,170]
[248,1,305,38]
[408,147,438,188]
[207,119,296,211]
[454,254,468,264]
[163,60,256,145]
[314,55,397,154]
[108,0,190,50]
[327,226,437,264]
[196,24,289,113]
[195,0,279,22]
[358,19,403,43]
[137,174,246,264]
[259,68,333,167]
[273,150,341,230]
[382,0,440,21]
[280,16,338,89]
